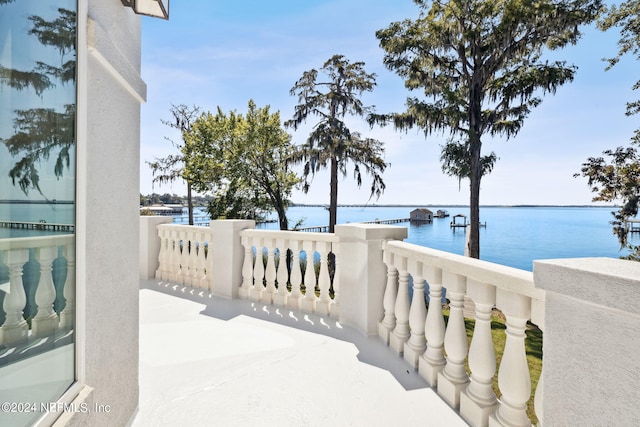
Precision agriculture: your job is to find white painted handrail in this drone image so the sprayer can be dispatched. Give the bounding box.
[239,229,339,316]
[0,235,75,346]
[380,240,545,427]
[155,224,213,290]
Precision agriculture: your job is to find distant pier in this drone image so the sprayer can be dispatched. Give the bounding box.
[0,221,74,232]
[295,217,410,232]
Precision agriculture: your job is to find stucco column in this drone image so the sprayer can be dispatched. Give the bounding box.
[139,216,173,279]
[334,224,407,336]
[533,257,640,427]
[208,220,255,299]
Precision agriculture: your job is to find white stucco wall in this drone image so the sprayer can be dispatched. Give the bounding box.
[335,224,408,335]
[534,258,640,426]
[62,1,145,425]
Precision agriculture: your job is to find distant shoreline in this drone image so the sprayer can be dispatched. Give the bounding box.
[0,200,74,204]
[289,203,619,208]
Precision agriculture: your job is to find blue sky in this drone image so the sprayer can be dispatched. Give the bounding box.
[140,0,638,205]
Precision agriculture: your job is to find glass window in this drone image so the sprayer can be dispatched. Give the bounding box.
[0,1,77,425]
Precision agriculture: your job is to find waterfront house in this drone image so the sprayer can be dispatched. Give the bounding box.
[2,1,640,426]
[436,209,450,218]
[410,208,434,222]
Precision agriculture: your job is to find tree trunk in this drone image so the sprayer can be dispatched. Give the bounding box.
[187,182,194,226]
[274,195,289,230]
[468,163,481,259]
[329,157,338,233]
[468,79,483,259]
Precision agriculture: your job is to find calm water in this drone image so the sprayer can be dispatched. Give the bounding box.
[0,203,75,238]
[258,206,634,271]
[3,204,633,271]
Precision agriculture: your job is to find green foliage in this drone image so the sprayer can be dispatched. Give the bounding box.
[286,55,388,232]
[183,100,299,229]
[4,105,75,194]
[576,1,640,261]
[373,0,602,258]
[599,0,640,116]
[147,104,201,225]
[576,140,640,257]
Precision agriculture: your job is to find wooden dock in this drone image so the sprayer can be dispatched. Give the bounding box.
[361,218,410,225]
[0,221,74,232]
[295,218,410,233]
[450,222,486,228]
[628,220,640,233]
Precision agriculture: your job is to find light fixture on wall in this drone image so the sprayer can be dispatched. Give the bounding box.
[121,0,169,20]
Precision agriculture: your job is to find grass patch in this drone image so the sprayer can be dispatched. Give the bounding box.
[443,308,542,425]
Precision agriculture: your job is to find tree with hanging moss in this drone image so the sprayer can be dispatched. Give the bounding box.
[147,104,201,225]
[576,0,640,261]
[286,54,388,233]
[1,7,76,196]
[371,0,602,258]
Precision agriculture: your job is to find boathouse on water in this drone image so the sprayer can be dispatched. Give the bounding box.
[410,208,433,222]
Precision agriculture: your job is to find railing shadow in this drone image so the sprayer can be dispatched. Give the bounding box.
[140,278,429,392]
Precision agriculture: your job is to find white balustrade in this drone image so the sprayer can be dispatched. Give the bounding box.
[420,265,446,387]
[381,240,544,427]
[59,244,76,329]
[389,257,410,355]
[404,261,427,368]
[287,241,303,310]
[460,280,498,426]
[438,271,469,408]
[377,250,398,345]
[155,224,213,290]
[239,229,338,316]
[0,235,74,346]
[31,246,59,337]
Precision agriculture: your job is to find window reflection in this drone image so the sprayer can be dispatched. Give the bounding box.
[0,1,77,426]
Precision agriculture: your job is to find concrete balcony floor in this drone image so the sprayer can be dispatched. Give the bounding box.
[133,280,469,427]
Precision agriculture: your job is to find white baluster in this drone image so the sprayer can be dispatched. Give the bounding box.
[155,227,168,280]
[287,241,303,310]
[438,272,469,409]
[460,280,498,426]
[378,250,397,345]
[32,246,59,337]
[273,239,289,306]
[178,231,189,285]
[315,241,331,315]
[204,231,214,290]
[490,290,532,427]
[239,235,254,299]
[301,241,317,313]
[404,262,427,369]
[0,249,29,345]
[59,244,76,329]
[419,266,446,387]
[185,232,196,287]
[261,239,277,304]
[389,257,410,355]
[169,230,180,282]
[195,233,207,289]
[250,240,265,301]
[329,244,339,318]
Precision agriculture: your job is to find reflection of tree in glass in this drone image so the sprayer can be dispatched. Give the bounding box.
[0,8,76,195]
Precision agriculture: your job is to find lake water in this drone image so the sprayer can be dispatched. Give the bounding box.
[3,203,634,271]
[0,203,75,238]
[256,205,634,271]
